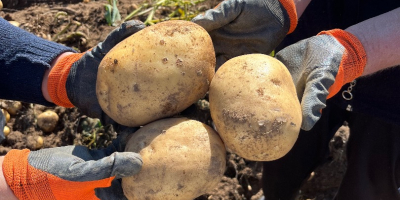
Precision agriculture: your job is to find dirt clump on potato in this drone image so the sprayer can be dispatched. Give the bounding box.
[96,20,216,127]
[209,54,302,161]
[122,117,226,200]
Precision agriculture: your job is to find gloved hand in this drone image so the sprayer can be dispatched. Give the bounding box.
[47,20,145,124]
[192,0,297,67]
[2,127,141,200]
[275,29,367,130]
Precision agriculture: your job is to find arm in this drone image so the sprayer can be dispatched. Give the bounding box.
[0,156,18,200]
[294,0,312,18]
[346,7,400,76]
[0,18,75,106]
[275,7,400,130]
[42,52,74,103]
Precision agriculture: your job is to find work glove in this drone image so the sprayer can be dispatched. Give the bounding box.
[2,127,141,200]
[47,20,145,124]
[275,29,367,130]
[192,0,298,67]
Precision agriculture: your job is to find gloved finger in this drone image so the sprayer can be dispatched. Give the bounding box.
[95,179,128,200]
[97,20,145,54]
[300,72,334,131]
[192,0,242,32]
[93,152,142,179]
[37,150,143,181]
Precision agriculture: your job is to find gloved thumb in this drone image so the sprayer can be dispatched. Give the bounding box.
[96,20,145,54]
[47,151,143,181]
[192,0,241,31]
[90,152,143,180]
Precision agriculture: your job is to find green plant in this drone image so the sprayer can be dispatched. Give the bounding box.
[104,0,121,26]
[125,0,207,25]
[79,117,103,149]
[52,11,88,44]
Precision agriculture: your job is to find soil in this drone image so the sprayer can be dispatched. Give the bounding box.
[0,1,349,199]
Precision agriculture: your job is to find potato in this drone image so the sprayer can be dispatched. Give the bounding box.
[1,109,10,123]
[122,117,226,200]
[37,110,59,132]
[3,126,10,137]
[35,136,44,149]
[0,1,2,10]
[3,100,22,115]
[26,135,44,150]
[8,21,20,27]
[96,20,216,127]
[209,54,302,161]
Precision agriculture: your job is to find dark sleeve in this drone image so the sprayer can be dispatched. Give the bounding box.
[0,17,76,106]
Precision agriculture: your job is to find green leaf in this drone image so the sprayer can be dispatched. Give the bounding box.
[111,0,121,26]
[104,0,121,26]
[104,4,113,26]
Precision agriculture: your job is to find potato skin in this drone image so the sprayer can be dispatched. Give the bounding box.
[122,117,226,200]
[96,20,216,127]
[209,54,302,161]
[37,110,59,132]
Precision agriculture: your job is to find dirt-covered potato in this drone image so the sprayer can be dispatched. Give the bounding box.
[3,100,22,115]
[122,117,226,200]
[37,110,59,132]
[209,54,302,161]
[3,126,10,137]
[96,20,216,127]
[1,109,10,122]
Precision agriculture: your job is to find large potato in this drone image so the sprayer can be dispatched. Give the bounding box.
[122,117,226,200]
[209,54,302,161]
[96,20,216,127]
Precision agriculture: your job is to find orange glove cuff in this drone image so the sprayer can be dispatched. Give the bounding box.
[3,149,115,200]
[48,53,84,108]
[318,29,367,99]
[278,0,298,34]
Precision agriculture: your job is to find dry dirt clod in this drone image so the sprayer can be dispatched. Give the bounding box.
[37,110,59,132]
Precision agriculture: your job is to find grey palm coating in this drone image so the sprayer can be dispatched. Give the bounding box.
[27,145,142,182]
[192,0,290,68]
[276,34,345,131]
